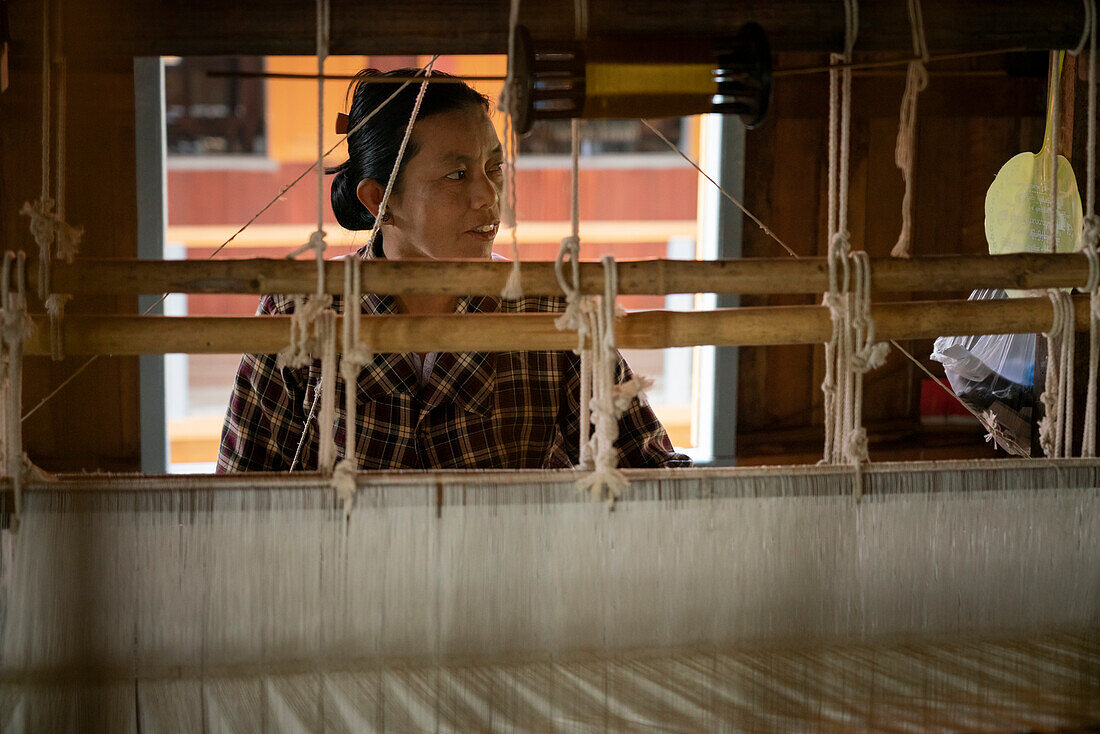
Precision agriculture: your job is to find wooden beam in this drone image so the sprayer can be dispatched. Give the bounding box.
[45,0,1085,58]
[23,294,1095,355]
[46,253,1096,297]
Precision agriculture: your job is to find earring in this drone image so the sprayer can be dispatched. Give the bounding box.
[380,212,391,223]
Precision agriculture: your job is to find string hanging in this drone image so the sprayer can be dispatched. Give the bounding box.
[334,61,434,513]
[890,0,929,258]
[2,252,31,533]
[20,0,82,301]
[555,119,595,468]
[499,0,525,299]
[821,0,885,487]
[1039,290,1075,458]
[1077,0,1100,457]
[280,0,338,471]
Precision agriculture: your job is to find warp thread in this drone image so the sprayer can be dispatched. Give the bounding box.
[891,0,929,258]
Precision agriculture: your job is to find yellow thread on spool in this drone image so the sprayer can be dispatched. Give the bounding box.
[582,62,716,118]
[585,62,714,97]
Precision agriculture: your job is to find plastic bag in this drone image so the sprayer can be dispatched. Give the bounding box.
[930,289,1036,456]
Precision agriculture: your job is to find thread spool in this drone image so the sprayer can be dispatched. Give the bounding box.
[512,23,771,133]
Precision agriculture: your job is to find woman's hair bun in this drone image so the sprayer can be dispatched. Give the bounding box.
[330,164,375,231]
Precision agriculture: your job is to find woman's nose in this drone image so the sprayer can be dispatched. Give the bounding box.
[470,168,500,210]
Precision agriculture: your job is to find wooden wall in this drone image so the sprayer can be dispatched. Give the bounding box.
[736,54,1054,463]
[2,0,141,472]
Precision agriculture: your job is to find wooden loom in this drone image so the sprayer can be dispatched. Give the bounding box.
[3,1,1100,731]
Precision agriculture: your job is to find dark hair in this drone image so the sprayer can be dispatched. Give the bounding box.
[328,68,492,256]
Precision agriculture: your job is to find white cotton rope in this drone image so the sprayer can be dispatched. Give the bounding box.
[1040,290,1076,458]
[499,0,525,299]
[822,0,884,487]
[333,62,433,512]
[2,252,31,533]
[1078,0,1100,457]
[890,0,929,259]
[554,120,594,468]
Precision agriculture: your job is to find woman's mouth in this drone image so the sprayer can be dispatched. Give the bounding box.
[466,223,499,241]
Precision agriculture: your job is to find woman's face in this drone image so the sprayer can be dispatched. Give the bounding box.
[363,105,504,261]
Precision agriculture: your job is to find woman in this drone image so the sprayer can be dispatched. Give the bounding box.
[217,69,690,471]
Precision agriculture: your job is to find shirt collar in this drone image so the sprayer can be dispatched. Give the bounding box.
[353,292,498,415]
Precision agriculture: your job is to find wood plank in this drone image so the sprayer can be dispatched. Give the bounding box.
[23,0,1085,58]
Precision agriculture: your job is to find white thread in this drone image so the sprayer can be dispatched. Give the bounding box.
[575,256,631,506]
[1039,290,1075,457]
[2,252,29,533]
[891,0,929,259]
[331,62,432,509]
[822,0,879,495]
[554,120,594,468]
[279,0,339,474]
[500,0,525,299]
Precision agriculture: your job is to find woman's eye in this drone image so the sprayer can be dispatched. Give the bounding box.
[446,170,467,180]
[488,162,504,176]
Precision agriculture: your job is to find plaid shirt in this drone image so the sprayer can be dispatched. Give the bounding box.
[217,292,692,472]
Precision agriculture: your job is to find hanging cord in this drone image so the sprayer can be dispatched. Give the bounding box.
[554,119,595,468]
[822,0,884,493]
[499,0,525,299]
[1077,0,1100,457]
[1039,290,1076,457]
[43,293,70,361]
[333,61,433,511]
[1081,245,1100,456]
[1050,52,1062,259]
[890,0,929,258]
[574,257,650,506]
[2,253,32,533]
[20,0,82,301]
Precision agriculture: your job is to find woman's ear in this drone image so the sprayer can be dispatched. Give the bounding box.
[356,179,386,219]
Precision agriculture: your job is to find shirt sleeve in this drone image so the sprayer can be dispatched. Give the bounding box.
[216,295,310,472]
[558,349,694,469]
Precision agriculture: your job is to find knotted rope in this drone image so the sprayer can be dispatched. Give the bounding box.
[499,0,525,299]
[554,120,650,504]
[1039,290,1076,457]
[21,0,82,302]
[891,0,929,258]
[821,0,885,493]
[334,61,433,513]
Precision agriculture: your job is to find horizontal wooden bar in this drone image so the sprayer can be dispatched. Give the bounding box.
[51,0,1084,57]
[24,295,1093,355]
[48,254,1095,297]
